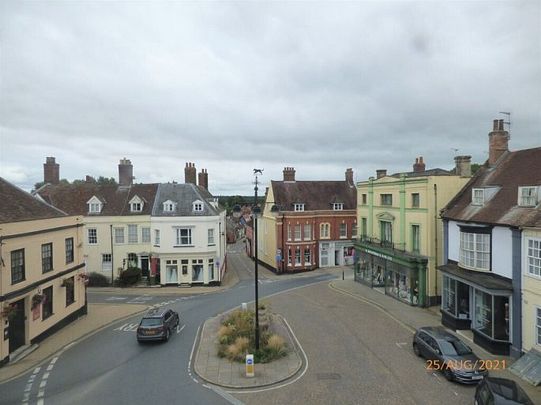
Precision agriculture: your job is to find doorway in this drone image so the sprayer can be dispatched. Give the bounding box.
[8,299,26,353]
[140,256,149,278]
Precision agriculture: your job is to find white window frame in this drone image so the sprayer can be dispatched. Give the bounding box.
[339,223,347,238]
[193,201,204,212]
[320,223,330,239]
[460,231,490,271]
[163,200,176,212]
[303,224,311,241]
[352,223,357,238]
[472,188,485,206]
[208,228,215,245]
[293,203,305,212]
[294,225,301,241]
[129,196,144,213]
[128,224,138,244]
[519,186,538,207]
[154,229,160,246]
[304,247,311,265]
[333,203,344,211]
[527,238,541,278]
[114,227,125,244]
[141,227,150,243]
[88,228,97,245]
[294,248,301,266]
[176,228,193,246]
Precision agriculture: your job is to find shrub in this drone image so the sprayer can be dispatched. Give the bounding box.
[87,272,109,287]
[267,334,285,351]
[118,267,141,286]
[218,325,235,345]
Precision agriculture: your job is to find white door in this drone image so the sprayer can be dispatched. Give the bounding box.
[320,243,329,267]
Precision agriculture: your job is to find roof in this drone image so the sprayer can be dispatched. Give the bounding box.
[439,263,513,292]
[271,180,356,211]
[0,177,67,223]
[389,168,453,178]
[442,147,541,227]
[152,183,221,216]
[37,183,159,216]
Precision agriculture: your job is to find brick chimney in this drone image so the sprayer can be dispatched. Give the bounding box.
[376,169,387,179]
[85,175,95,183]
[283,167,296,182]
[43,157,60,184]
[118,158,133,186]
[488,119,509,166]
[198,168,208,190]
[345,168,354,185]
[185,162,197,184]
[454,155,472,177]
[413,156,426,173]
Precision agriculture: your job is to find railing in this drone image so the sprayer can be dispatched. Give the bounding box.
[358,235,409,253]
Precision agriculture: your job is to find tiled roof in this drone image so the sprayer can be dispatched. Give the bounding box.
[152,183,221,216]
[0,177,67,223]
[442,147,541,227]
[271,180,357,211]
[37,183,159,216]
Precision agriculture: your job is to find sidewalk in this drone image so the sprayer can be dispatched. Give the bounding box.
[0,303,147,383]
[194,310,303,388]
[329,278,541,404]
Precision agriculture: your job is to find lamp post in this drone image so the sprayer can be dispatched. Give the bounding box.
[253,169,263,351]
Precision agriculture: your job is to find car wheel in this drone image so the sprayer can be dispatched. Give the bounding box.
[443,368,453,382]
[413,343,421,357]
[164,328,170,342]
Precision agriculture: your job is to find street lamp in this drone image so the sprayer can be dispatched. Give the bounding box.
[253,169,263,351]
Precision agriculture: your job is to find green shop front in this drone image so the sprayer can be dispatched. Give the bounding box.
[354,238,428,307]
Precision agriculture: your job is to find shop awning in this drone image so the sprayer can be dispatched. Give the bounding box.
[438,263,513,293]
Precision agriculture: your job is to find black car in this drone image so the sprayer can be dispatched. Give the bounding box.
[475,377,534,405]
[412,326,488,384]
[136,308,180,343]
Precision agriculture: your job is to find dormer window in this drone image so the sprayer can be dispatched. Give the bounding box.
[519,186,538,207]
[333,203,344,211]
[163,200,176,212]
[472,188,485,206]
[193,200,204,212]
[294,203,305,212]
[129,195,144,212]
[87,196,103,214]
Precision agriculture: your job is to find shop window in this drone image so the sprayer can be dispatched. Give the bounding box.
[192,259,204,281]
[208,259,215,280]
[473,290,509,341]
[287,249,292,265]
[65,277,75,306]
[457,282,470,319]
[443,277,456,316]
[460,231,490,271]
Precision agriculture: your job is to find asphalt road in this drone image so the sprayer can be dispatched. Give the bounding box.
[0,247,336,405]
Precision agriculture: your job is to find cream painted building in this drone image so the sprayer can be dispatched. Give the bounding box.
[355,156,471,307]
[522,227,541,353]
[1,178,86,366]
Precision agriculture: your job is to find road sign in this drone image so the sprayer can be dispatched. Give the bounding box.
[246,354,254,377]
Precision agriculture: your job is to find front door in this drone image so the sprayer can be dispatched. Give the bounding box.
[140,257,149,278]
[8,299,26,353]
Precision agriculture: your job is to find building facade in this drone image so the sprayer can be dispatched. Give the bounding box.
[36,159,226,286]
[439,119,541,357]
[354,157,471,307]
[1,178,86,367]
[258,167,357,273]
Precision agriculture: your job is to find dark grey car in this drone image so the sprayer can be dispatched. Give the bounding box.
[412,326,488,384]
[136,308,180,343]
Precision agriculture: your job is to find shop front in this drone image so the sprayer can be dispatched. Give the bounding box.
[439,263,512,355]
[354,238,428,307]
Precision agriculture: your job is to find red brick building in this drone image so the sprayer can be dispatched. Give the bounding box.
[258,167,357,273]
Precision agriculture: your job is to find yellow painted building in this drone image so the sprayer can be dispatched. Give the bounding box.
[355,157,471,307]
[522,227,541,353]
[1,178,86,366]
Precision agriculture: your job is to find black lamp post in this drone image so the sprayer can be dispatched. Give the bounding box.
[253,169,263,351]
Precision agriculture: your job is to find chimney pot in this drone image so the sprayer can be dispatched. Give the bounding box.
[185,162,197,184]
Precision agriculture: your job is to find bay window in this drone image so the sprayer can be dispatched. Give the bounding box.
[460,231,490,270]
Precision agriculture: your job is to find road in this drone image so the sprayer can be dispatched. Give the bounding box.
[0,241,474,404]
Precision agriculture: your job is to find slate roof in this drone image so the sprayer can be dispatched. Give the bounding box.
[271,180,356,211]
[152,183,222,216]
[36,183,159,216]
[0,177,67,223]
[442,147,541,227]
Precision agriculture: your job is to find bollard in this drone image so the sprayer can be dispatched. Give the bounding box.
[241,302,247,311]
[342,271,344,280]
[246,354,255,377]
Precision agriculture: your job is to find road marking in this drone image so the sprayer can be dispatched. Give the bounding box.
[24,384,32,392]
[50,357,58,364]
[39,380,47,389]
[114,322,139,332]
[177,324,186,334]
[33,367,41,374]
[46,364,54,371]
[395,342,408,348]
[37,399,44,405]
[105,297,127,301]
[188,325,201,372]
[42,372,49,380]
[37,390,45,397]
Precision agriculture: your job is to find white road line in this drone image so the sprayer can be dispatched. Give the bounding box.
[46,364,54,371]
[37,399,44,405]
[22,393,30,401]
[50,357,58,364]
[188,325,201,371]
[39,380,47,389]
[177,324,186,334]
[37,390,45,398]
[24,384,32,393]
[33,367,41,374]
[42,372,49,380]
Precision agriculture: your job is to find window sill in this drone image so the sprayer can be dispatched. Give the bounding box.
[174,245,195,248]
[11,279,26,285]
[208,244,216,247]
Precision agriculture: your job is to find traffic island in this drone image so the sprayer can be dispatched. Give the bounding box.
[194,309,303,388]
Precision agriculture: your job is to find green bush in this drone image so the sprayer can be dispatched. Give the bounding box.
[118,267,141,286]
[87,272,109,287]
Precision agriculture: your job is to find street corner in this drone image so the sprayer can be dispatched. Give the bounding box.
[193,309,305,390]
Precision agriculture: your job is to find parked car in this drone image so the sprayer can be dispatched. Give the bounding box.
[136,308,180,343]
[412,326,488,384]
[475,377,534,405]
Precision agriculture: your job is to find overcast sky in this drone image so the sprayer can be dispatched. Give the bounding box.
[1,1,540,195]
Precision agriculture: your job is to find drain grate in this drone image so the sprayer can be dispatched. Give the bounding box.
[316,372,342,380]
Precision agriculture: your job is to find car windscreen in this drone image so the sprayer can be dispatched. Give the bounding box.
[439,339,472,356]
[140,318,162,327]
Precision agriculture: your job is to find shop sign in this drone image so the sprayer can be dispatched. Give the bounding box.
[363,248,393,261]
